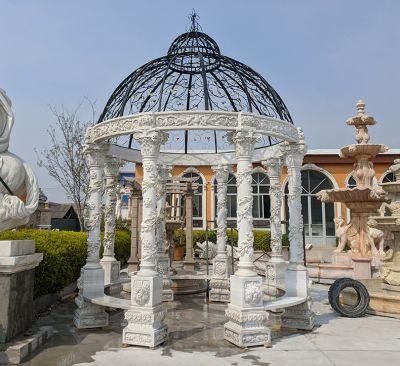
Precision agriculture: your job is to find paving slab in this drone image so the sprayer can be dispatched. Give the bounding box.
[18,284,400,366]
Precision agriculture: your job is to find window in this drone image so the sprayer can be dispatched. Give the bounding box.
[285,169,335,246]
[182,171,204,228]
[214,173,237,226]
[214,171,271,228]
[382,172,396,183]
[252,172,270,227]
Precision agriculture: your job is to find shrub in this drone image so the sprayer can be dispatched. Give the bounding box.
[172,228,289,253]
[0,229,130,298]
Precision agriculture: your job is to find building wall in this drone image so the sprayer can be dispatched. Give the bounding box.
[134,151,399,245]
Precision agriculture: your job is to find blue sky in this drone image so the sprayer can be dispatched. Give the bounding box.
[1,0,399,201]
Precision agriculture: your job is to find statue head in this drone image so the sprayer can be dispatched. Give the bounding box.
[0,89,14,153]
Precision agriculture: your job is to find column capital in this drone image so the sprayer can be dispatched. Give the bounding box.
[212,164,231,183]
[133,130,169,157]
[283,142,307,169]
[104,156,123,177]
[84,141,107,166]
[262,156,283,179]
[228,129,261,158]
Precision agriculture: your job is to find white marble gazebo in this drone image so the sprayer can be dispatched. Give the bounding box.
[74,15,315,349]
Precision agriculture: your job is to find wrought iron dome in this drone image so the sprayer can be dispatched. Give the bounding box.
[98,13,293,153]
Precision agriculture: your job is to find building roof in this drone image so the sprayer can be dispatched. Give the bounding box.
[48,202,76,219]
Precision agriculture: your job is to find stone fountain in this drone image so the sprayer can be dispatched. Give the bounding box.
[309,101,388,281]
[366,159,400,317]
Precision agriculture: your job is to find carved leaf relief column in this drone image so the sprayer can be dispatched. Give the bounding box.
[224,128,271,348]
[262,156,286,290]
[231,130,259,276]
[281,132,315,331]
[210,164,231,302]
[74,138,108,329]
[263,157,283,260]
[285,142,306,268]
[101,156,122,289]
[123,128,169,348]
[155,164,174,301]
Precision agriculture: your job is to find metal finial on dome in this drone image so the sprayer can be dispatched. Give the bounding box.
[188,9,201,32]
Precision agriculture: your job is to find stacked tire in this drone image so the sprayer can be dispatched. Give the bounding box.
[328,278,370,317]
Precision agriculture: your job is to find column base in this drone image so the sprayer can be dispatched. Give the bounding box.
[285,265,309,298]
[209,278,230,302]
[225,304,271,348]
[127,257,140,274]
[101,258,121,294]
[224,275,271,348]
[122,304,167,348]
[281,297,315,330]
[73,265,109,329]
[265,260,287,289]
[183,259,195,271]
[73,295,109,329]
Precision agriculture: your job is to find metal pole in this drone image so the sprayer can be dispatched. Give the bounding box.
[230,225,234,274]
[205,222,209,299]
[303,225,306,267]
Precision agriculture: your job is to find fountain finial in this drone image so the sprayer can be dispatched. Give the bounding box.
[356,99,365,115]
[346,99,376,144]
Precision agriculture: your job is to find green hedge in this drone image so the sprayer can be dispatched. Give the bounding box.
[172,229,289,252]
[0,229,130,298]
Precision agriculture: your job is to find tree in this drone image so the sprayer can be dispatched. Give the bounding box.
[36,101,95,231]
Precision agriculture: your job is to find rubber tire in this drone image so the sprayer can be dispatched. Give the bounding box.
[328,278,370,318]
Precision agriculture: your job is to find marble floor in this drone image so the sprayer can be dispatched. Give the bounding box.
[20,284,400,366]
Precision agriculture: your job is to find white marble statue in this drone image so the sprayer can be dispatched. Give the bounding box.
[0,89,39,231]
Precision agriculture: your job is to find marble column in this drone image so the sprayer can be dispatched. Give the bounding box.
[101,156,122,294]
[262,157,287,290]
[128,187,141,273]
[282,138,315,330]
[74,140,108,329]
[224,129,271,348]
[210,164,231,302]
[155,164,174,302]
[122,129,169,348]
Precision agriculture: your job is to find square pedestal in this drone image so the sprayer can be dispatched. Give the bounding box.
[285,266,309,298]
[225,304,270,348]
[281,297,315,331]
[210,256,231,302]
[224,275,271,348]
[0,240,43,343]
[352,257,372,279]
[266,260,288,288]
[101,259,120,286]
[122,273,168,348]
[73,266,109,329]
[282,266,315,331]
[332,253,352,266]
[123,304,167,348]
[155,255,174,302]
[210,278,230,302]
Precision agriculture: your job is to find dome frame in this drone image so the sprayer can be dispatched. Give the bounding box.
[98,19,293,154]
